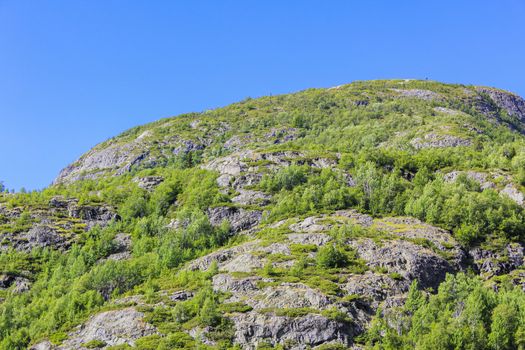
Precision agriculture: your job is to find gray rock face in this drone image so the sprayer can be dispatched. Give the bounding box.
[411,133,472,149]
[57,308,156,349]
[232,190,271,206]
[213,274,332,310]
[212,274,262,293]
[444,171,496,190]
[344,272,406,310]
[232,173,263,190]
[469,243,524,277]
[0,199,119,253]
[68,204,118,229]
[221,253,265,273]
[444,171,524,206]
[27,225,67,250]
[166,209,473,348]
[287,233,331,246]
[187,241,261,271]
[30,341,54,350]
[207,206,262,233]
[477,87,525,123]
[54,140,148,184]
[172,139,206,155]
[500,184,524,206]
[0,274,31,293]
[289,216,334,233]
[374,217,465,265]
[132,176,164,191]
[203,151,251,177]
[224,135,255,151]
[53,130,211,184]
[0,225,68,252]
[231,312,352,350]
[349,238,456,290]
[392,88,441,101]
[104,233,132,261]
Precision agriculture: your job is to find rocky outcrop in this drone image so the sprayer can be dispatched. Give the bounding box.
[213,274,332,310]
[348,238,458,290]
[0,197,118,252]
[207,206,262,233]
[392,88,441,101]
[0,274,31,293]
[30,308,156,349]
[411,133,472,149]
[184,209,467,347]
[469,243,524,278]
[68,204,118,229]
[53,130,211,185]
[444,171,496,190]
[477,87,525,123]
[54,140,149,184]
[105,233,132,261]
[132,176,164,191]
[374,217,465,265]
[187,241,262,271]
[57,308,156,349]
[231,312,353,349]
[344,272,406,311]
[232,190,271,206]
[444,171,525,206]
[1,225,71,252]
[500,184,524,206]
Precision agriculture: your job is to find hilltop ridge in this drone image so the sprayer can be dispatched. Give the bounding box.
[54,80,525,185]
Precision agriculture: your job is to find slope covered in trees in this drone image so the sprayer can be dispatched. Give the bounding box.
[0,80,524,349]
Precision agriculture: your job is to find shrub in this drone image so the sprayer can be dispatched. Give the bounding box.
[316,245,348,268]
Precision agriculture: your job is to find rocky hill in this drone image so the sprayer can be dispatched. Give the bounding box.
[1,80,525,349]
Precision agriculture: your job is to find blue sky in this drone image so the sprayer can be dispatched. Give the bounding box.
[1,1,524,191]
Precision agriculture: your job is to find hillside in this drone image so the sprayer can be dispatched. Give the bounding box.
[1,79,525,349]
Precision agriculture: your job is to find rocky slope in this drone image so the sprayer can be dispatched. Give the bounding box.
[1,79,525,349]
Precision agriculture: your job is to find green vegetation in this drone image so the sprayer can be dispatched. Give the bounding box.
[0,80,524,348]
[364,274,525,350]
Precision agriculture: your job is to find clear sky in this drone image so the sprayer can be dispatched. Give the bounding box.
[1,1,524,191]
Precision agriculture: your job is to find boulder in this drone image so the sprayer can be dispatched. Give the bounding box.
[500,184,524,206]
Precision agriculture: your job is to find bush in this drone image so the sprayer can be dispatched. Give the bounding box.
[83,339,107,349]
[260,165,308,192]
[316,245,348,268]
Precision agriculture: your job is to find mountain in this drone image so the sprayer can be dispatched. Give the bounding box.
[1,79,525,349]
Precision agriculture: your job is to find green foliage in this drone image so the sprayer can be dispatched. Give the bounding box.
[260,165,309,192]
[316,245,349,268]
[83,339,107,348]
[2,80,525,348]
[364,273,525,350]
